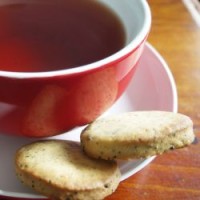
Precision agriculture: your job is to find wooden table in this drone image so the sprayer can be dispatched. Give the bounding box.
[107,0,200,199]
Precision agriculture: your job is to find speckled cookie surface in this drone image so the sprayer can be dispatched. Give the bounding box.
[15,140,121,200]
[81,111,194,160]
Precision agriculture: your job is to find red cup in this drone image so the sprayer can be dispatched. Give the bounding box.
[0,0,151,137]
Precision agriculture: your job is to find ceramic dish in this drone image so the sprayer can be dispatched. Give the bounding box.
[0,43,178,199]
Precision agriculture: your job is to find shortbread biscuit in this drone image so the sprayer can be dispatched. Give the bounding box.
[81,111,194,160]
[15,140,121,200]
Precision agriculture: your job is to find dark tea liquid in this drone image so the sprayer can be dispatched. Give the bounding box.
[0,0,125,72]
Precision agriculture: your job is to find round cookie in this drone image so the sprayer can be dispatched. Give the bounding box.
[81,111,194,160]
[15,140,121,200]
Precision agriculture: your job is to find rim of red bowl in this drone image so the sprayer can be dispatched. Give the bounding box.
[0,0,151,79]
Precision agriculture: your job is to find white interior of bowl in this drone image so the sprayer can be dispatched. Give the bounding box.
[0,0,151,78]
[100,0,149,45]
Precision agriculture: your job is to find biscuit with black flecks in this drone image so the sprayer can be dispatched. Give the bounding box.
[15,140,121,200]
[81,111,194,160]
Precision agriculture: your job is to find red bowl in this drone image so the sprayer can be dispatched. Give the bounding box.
[0,0,151,137]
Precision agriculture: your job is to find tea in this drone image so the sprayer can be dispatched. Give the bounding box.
[0,0,125,72]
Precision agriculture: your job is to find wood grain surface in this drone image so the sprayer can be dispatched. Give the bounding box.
[106,0,200,199]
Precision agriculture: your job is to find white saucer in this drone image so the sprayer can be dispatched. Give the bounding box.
[0,43,178,199]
